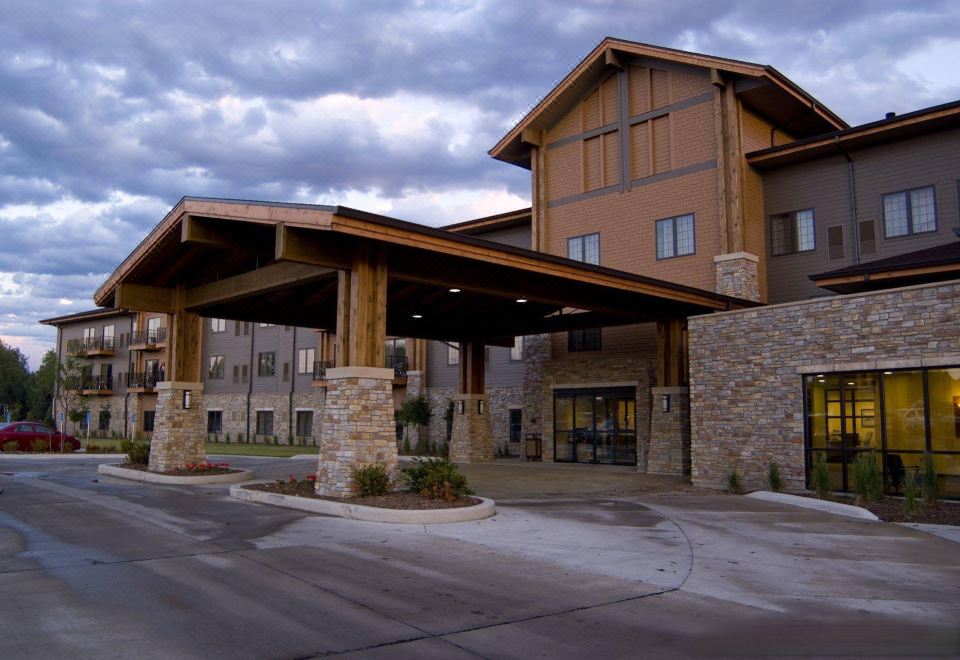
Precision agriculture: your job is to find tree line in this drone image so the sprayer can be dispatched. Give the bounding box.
[0,339,57,424]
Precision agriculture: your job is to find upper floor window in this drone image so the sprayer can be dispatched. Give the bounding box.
[210,318,226,333]
[770,209,815,256]
[568,328,601,352]
[258,352,275,377]
[447,344,459,366]
[655,214,695,259]
[567,233,600,265]
[510,336,523,362]
[883,186,936,238]
[297,348,315,374]
[208,355,224,379]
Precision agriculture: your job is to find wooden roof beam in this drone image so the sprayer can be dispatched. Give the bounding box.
[275,223,353,270]
[185,262,335,309]
[114,283,175,314]
[181,214,266,252]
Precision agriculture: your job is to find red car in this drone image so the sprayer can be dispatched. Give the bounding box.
[0,422,80,452]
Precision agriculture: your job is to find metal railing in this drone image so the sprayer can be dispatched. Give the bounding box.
[387,354,408,378]
[127,371,163,390]
[81,375,113,392]
[67,336,116,354]
[312,360,335,380]
[130,327,167,346]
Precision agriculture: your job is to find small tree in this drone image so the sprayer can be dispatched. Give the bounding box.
[397,395,432,454]
[54,352,88,435]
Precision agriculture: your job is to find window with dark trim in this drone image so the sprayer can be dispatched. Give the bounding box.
[207,411,223,434]
[255,411,274,436]
[858,220,877,255]
[143,411,155,433]
[882,185,936,237]
[210,318,226,333]
[567,233,600,264]
[447,344,459,366]
[568,328,601,352]
[770,209,815,256]
[297,348,315,374]
[655,213,695,259]
[208,355,224,379]
[257,352,275,377]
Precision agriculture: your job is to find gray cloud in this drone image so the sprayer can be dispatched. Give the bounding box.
[1,0,959,367]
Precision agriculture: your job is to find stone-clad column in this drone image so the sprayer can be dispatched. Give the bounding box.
[714,252,760,302]
[149,382,204,472]
[647,386,690,475]
[449,341,493,462]
[316,367,398,497]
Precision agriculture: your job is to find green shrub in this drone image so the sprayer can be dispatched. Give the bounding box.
[350,463,390,497]
[902,464,921,516]
[238,433,244,444]
[767,461,783,492]
[126,441,150,465]
[920,452,940,505]
[726,469,743,494]
[225,433,231,444]
[851,451,883,504]
[401,457,471,501]
[402,435,411,455]
[811,452,831,499]
[273,435,279,446]
[3,440,17,453]
[31,439,50,453]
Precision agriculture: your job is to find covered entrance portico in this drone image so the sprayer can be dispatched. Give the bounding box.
[94,197,751,493]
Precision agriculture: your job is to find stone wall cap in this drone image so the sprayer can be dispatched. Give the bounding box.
[713,251,760,263]
[155,381,205,391]
[326,367,395,380]
[550,381,639,390]
[651,386,690,394]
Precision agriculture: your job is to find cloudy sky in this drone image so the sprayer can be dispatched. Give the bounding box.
[2,0,960,368]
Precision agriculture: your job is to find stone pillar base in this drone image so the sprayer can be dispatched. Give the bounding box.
[148,382,205,472]
[647,386,690,475]
[450,394,494,463]
[714,252,760,302]
[316,367,398,497]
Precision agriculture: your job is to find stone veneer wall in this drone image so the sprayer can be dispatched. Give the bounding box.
[520,334,550,451]
[647,386,690,474]
[250,393,290,443]
[488,385,523,456]
[149,383,205,472]
[204,394,248,441]
[540,352,655,466]
[449,394,494,463]
[688,280,960,490]
[714,253,760,302]
[316,370,398,497]
[292,390,325,444]
[424,387,456,449]
[86,395,126,437]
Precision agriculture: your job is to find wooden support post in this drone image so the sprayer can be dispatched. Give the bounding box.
[656,318,688,388]
[334,242,388,368]
[167,283,202,383]
[458,341,485,394]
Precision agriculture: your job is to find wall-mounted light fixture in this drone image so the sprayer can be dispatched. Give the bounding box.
[478,399,486,415]
[183,390,192,410]
[661,394,670,413]
[457,400,465,415]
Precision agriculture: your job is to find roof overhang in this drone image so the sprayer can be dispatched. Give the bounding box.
[810,239,960,294]
[40,307,131,326]
[490,37,847,169]
[748,99,960,170]
[94,197,756,345]
[443,207,531,235]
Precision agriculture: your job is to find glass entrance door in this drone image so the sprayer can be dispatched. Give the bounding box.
[554,389,636,465]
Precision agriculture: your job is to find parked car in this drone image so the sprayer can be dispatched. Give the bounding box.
[0,422,80,452]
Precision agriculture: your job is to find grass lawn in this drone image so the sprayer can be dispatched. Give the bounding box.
[204,443,318,458]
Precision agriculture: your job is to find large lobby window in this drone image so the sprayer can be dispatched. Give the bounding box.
[770,209,815,256]
[554,388,636,465]
[805,366,960,497]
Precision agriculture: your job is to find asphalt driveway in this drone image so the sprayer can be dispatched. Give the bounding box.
[0,455,956,658]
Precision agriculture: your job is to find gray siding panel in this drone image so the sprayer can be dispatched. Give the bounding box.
[466,224,532,249]
[764,128,960,303]
[424,339,525,389]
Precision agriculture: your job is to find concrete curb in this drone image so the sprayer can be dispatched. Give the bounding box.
[98,463,255,485]
[896,522,960,544]
[0,453,127,459]
[746,491,879,521]
[230,482,496,524]
[288,454,319,460]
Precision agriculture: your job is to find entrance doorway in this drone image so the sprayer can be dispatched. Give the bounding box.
[553,388,637,465]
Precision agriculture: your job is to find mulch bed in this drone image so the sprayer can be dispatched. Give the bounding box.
[244,481,480,509]
[119,463,242,476]
[796,492,960,526]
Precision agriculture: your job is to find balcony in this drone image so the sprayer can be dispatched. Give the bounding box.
[67,336,116,357]
[127,371,163,393]
[312,360,335,383]
[81,375,113,395]
[387,354,408,383]
[129,327,167,351]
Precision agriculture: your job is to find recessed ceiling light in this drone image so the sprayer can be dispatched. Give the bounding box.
[516,298,527,303]
[883,371,893,375]
[448,288,461,293]
[816,374,824,378]
[847,382,855,386]
[411,314,423,319]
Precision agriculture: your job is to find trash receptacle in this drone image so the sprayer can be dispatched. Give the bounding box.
[525,433,542,461]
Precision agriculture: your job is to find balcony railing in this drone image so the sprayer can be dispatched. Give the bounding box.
[67,336,116,356]
[81,375,113,393]
[130,327,167,348]
[312,360,335,381]
[387,354,408,379]
[127,371,163,391]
